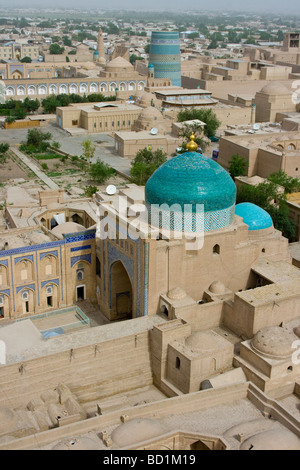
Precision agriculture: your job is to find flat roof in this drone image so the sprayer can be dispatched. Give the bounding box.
[155,89,212,96]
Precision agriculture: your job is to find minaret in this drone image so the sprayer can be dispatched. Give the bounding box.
[97,28,106,65]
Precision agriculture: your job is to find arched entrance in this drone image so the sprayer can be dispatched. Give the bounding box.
[110,261,132,320]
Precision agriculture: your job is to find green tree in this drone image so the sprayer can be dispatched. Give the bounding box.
[49,43,65,55]
[267,170,300,194]
[129,54,144,64]
[236,180,295,240]
[41,95,60,114]
[177,108,221,138]
[23,97,40,113]
[20,56,32,63]
[0,143,9,154]
[84,185,98,197]
[26,128,52,152]
[228,154,248,179]
[0,143,9,165]
[89,159,115,184]
[130,147,167,185]
[178,122,207,153]
[81,138,96,162]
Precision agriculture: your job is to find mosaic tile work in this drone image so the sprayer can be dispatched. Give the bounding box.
[147,204,235,232]
[145,150,237,232]
[149,31,181,87]
[235,203,273,231]
[41,279,59,289]
[16,284,35,294]
[70,254,92,268]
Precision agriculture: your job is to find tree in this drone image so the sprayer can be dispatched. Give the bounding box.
[49,43,65,55]
[0,143,9,165]
[89,159,115,184]
[0,143,9,154]
[42,95,60,114]
[63,36,72,47]
[20,56,32,63]
[26,128,52,152]
[23,97,40,114]
[236,180,295,240]
[81,138,96,162]
[267,170,300,194]
[177,108,221,138]
[130,147,167,185]
[178,122,207,153]
[129,54,144,64]
[228,154,248,179]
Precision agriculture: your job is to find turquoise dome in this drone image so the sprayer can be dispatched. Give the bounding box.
[235,203,273,230]
[145,151,236,232]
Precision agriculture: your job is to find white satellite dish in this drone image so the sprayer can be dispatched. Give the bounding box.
[253,124,260,131]
[150,128,158,135]
[106,185,117,195]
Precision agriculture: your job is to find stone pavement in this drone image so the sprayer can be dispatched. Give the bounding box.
[11,147,59,190]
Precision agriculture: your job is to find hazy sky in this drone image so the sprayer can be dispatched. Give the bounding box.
[0,0,299,15]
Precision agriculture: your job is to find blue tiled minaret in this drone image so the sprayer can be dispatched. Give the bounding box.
[149,31,181,87]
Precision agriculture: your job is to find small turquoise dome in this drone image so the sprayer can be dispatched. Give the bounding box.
[235,203,273,230]
[145,151,236,232]
[148,63,154,68]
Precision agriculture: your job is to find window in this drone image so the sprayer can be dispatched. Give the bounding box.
[213,244,220,255]
[77,269,84,281]
[46,286,53,296]
[22,291,29,301]
[176,357,181,369]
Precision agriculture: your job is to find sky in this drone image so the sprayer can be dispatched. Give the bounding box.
[0,0,299,15]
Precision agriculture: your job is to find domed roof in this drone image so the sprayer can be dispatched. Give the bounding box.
[209,280,226,295]
[138,106,163,120]
[259,82,291,96]
[148,63,154,68]
[167,287,186,300]
[185,331,216,353]
[145,151,236,232]
[106,56,133,71]
[240,429,300,450]
[51,222,86,239]
[235,203,273,231]
[251,326,298,359]
[111,418,165,448]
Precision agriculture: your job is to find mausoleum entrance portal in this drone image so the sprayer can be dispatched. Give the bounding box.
[110,261,133,320]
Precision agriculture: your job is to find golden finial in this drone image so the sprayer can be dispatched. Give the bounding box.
[186,133,198,152]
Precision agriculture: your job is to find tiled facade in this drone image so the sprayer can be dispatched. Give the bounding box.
[149,32,182,87]
[0,230,96,320]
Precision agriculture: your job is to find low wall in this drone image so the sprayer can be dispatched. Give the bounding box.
[4,120,41,129]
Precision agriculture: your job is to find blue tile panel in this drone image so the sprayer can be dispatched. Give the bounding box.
[145,150,237,232]
[71,254,92,268]
[41,279,59,288]
[0,230,95,312]
[149,31,181,87]
[16,284,35,293]
[235,203,273,231]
